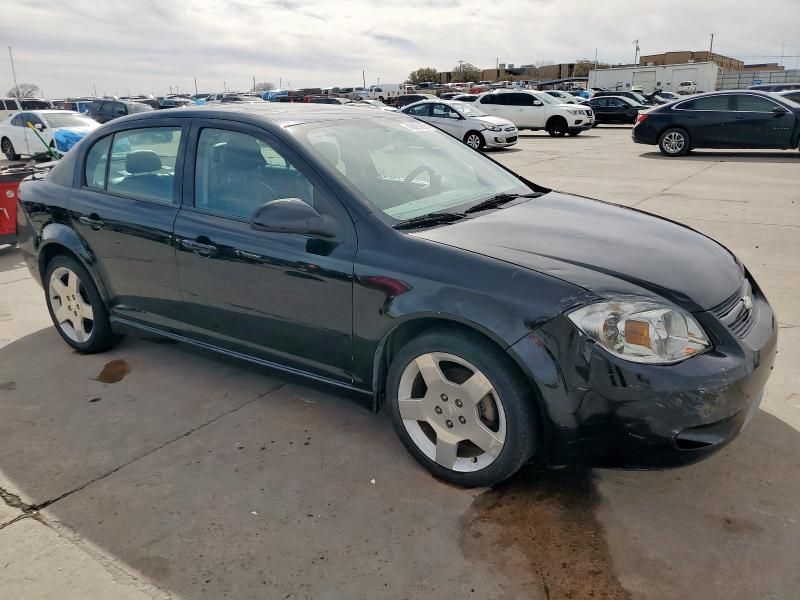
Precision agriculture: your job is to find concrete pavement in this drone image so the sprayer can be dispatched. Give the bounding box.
[1,127,798,599]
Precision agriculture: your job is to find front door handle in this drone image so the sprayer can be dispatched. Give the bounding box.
[234,249,262,262]
[179,238,218,256]
[78,215,104,230]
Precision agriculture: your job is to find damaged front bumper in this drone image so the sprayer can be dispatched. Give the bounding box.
[509,284,778,469]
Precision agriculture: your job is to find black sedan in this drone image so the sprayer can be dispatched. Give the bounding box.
[633,90,800,156]
[16,104,776,486]
[586,95,647,125]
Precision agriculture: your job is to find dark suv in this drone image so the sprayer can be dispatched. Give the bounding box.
[394,93,437,108]
[592,90,654,106]
[86,99,153,123]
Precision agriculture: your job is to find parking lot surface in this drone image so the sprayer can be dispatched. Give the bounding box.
[1,127,798,599]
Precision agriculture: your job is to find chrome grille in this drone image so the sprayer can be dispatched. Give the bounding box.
[710,279,756,338]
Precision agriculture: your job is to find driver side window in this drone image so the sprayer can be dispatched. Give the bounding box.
[194,128,316,220]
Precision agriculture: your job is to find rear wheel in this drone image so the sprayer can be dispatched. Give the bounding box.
[546,117,568,137]
[659,127,690,156]
[387,328,539,487]
[1,137,19,160]
[44,255,117,353]
[463,130,484,150]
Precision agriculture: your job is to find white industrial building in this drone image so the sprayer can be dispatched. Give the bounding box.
[588,62,721,94]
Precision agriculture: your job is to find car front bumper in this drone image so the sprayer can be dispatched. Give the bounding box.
[484,129,519,148]
[509,278,777,469]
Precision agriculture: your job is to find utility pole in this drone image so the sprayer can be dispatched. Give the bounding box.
[194,77,198,95]
[223,81,227,92]
[780,44,786,67]
[632,40,640,65]
[362,69,366,88]
[279,77,282,88]
[93,83,98,97]
[709,33,715,55]
[8,46,20,99]
[592,48,598,88]
[253,76,256,92]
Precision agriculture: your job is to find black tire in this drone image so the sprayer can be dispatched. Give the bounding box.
[463,130,485,150]
[567,130,582,136]
[658,127,691,157]
[546,117,568,137]
[386,327,540,487]
[1,137,20,160]
[44,255,117,353]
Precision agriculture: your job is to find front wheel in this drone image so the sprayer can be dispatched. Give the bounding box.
[463,130,484,150]
[567,130,582,136]
[1,137,19,160]
[546,117,568,137]
[44,255,117,353]
[386,328,539,487]
[659,127,690,156]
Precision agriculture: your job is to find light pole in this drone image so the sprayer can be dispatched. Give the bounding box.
[8,46,20,99]
[632,40,640,65]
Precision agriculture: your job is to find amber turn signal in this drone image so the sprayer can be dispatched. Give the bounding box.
[624,320,651,347]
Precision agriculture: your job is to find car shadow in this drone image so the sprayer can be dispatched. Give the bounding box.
[639,150,800,163]
[1,327,798,598]
[0,243,24,274]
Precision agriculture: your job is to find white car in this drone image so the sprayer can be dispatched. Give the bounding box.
[402,100,518,150]
[545,90,580,104]
[1,110,99,160]
[677,81,698,95]
[475,90,594,136]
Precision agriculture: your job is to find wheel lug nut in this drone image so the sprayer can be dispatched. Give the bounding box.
[455,399,463,408]
[434,406,442,414]
[458,416,466,424]
[440,394,448,402]
[445,420,453,428]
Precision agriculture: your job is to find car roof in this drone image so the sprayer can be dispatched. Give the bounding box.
[106,102,404,128]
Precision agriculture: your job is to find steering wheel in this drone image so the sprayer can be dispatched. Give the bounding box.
[403,165,440,199]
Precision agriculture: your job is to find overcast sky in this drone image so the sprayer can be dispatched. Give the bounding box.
[2,0,799,97]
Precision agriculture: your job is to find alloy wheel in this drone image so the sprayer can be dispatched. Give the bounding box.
[1,139,14,160]
[397,352,506,472]
[48,266,95,343]
[465,134,482,149]
[662,131,685,154]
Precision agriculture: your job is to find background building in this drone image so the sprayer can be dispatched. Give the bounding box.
[639,50,743,71]
[589,62,721,94]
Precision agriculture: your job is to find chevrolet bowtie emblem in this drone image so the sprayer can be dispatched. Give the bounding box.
[742,295,753,311]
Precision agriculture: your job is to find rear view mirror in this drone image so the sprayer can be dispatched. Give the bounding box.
[250,198,338,238]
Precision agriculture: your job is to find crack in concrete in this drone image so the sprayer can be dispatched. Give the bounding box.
[15,383,286,514]
[0,486,35,512]
[631,162,719,207]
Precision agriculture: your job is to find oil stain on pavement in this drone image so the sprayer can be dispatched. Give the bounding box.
[460,467,631,600]
[95,359,131,384]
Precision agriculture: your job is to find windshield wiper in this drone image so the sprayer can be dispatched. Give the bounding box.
[393,212,466,230]
[464,192,545,214]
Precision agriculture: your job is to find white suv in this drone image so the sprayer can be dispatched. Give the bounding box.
[677,81,697,95]
[476,90,594,136]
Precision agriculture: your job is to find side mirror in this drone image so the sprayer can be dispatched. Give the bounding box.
[532,100,543,106]
[250,198,338,238]
[35,123,45,130]
[772,106,790,117]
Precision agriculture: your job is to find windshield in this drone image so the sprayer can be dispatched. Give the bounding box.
[629,92,648,103]
[127,103,153,113]
[451,102,487,117]
[771,92,800,109]
[531,92,561,105]
[43,113,96,128]
[289,117,532,221]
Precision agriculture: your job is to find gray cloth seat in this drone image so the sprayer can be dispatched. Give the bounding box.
[111,150,174,202]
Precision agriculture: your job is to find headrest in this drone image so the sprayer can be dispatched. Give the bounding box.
[219,135,265,171]
[126,150,162,174]
[313,141,340,167]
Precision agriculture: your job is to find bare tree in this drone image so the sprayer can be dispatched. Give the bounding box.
[6,83,41,98]
[254,81,275,92]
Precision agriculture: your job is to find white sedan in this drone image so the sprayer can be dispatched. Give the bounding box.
[401,100,518,150]
[1,110,99,160]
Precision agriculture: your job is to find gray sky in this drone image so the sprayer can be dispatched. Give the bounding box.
[2,0,799,97]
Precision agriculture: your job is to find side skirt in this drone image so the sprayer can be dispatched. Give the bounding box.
[110,316,372,398]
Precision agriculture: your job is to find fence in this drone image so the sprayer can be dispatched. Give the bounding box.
[717,69,800,90]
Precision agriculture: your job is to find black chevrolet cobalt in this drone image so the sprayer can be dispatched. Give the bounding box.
[17,104,776,486]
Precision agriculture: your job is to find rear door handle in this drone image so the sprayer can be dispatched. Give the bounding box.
[234,249,262,261]
[78,215,104,230]
[179,239,217,256]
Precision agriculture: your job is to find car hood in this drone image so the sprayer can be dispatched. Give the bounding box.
[473,115,514,127]
[413,193,742,311]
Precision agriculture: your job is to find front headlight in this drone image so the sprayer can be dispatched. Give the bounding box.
[484,124,503,132]
[567,109,582,115]
[567,299,710,364]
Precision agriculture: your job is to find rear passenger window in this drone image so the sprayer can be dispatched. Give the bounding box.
[85,136,111,189]
[194,128,315,219]
[678,96,731,111]
[106,127,182,203]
